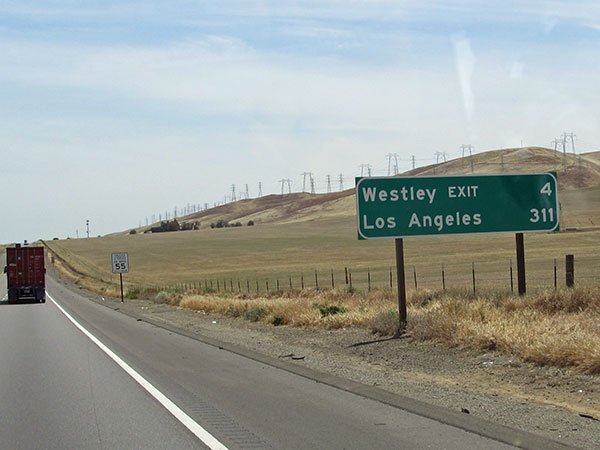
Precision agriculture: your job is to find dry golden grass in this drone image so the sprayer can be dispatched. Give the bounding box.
[179,288,394,328]
[406,287,600,373]
[172,286,600,374]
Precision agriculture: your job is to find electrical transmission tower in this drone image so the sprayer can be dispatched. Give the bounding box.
[460,144,474,172]
[460,144,473,158]
[231,185,236,202]
[279,179,292,195]
[439,152,449,163]
[433,152,448,174]
[258,182,263,198]
[338,174,344,191]
[326,175,331,193]
[551,138,562,170]
[310,174,315,194]
[245,184,249,199]
[387,153,399,176]
[301,172,313,192]
[562,132,576,154]
[558,133,571,171]
[551,138,562,152]
[359,164,372,176]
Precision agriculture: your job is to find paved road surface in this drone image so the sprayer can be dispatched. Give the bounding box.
[0,255,569,449]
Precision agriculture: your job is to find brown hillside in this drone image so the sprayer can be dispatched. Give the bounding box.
[403,147,600,190]
[583,151,600,163]
[137,147,599,232]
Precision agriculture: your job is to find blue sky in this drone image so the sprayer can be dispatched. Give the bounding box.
[1,1,599,243]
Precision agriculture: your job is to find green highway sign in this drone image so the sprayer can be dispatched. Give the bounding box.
[356,173,559,239]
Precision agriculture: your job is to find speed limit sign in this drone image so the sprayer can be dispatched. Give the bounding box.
[111,252,129,274]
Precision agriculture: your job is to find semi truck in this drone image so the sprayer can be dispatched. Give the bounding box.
[4,244,46,303]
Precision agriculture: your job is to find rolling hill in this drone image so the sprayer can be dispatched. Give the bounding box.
[134,147,600,233]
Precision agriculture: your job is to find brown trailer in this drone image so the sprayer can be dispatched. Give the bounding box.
[5,244,46,303]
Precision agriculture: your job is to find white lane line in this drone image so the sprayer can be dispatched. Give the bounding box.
[48,293,229,450]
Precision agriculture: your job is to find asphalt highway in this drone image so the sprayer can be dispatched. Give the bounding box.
[0,258,569,449]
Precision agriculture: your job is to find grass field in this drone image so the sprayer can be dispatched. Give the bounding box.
[45,214,600,294]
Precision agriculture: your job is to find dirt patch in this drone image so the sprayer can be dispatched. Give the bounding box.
[48,263,600,449]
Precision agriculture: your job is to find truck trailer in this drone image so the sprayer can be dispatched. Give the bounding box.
[5,244,46,303]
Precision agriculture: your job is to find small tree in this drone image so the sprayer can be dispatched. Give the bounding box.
[247,220,255,226]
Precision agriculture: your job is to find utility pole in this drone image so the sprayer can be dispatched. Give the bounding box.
[500,153,505,172]
[326,175,331,193]
[338,174,344,191]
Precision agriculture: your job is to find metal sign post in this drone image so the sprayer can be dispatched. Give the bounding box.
[395,238,407,333]
[111,252,129,302]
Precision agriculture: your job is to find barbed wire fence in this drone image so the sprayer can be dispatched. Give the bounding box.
[123,255,599,297]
